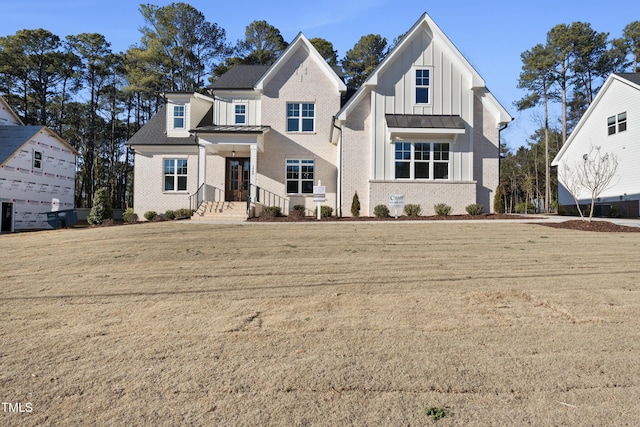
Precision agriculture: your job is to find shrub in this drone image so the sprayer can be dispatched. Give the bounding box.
[123,208,138,224]
[175,208,194,218]
[351,192,361,217]
[314,205,333,218]
[291,205,306,218]
[164,210,177,220]
[87,187,113,225]
[515,201,535,214]
[465,203,483,216]
[404,204,422,217]
[144,211,158,221]
[494,187,505,214]
[262,206,282,217]
[434,203,452,216]
[373,204,389,218]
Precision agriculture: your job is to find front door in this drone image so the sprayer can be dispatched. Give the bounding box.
[226,158,250,202]
[1,202,13,232]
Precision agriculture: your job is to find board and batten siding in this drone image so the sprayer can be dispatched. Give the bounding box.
[213,92,261,127]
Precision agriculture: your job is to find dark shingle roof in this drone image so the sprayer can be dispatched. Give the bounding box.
[126,106,196,146]
[386,114,465,129]
[0,125,44,164]
[208,65,270,90]
[616,73,640,86]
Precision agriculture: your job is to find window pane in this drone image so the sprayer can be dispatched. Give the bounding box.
[434,163,448,179]
[164,159,174,174]
[302,118,314,132]
[301,181,313,194]
[287,118,299,132]
[619,121,627,132]
[177,159,188,175]
[177,176,187,191]
[414,143,430,160]
[287,104,299,117]
[395,161,410,179]
[415,162,429,179]
[236,114,246,124]
[173,106,185,128]
[395,143,411,160]
[416,87,429,104]
[164,176,174,191]
[286,181,299,193]
[286,165,299,180]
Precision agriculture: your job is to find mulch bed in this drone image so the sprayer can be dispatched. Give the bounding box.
[538,219,640,233]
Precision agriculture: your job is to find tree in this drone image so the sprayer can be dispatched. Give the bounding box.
[138,2,228,91]
[516,43,556,213]
[342,34,388,90]
[557,145,619,221]
[238,20,287,65]
[622,21,640,71]
[309,37,338,66]
[87,187,113,225]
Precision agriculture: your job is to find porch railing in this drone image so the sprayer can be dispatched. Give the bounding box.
[189,184,224,212]
[249,185,290,216]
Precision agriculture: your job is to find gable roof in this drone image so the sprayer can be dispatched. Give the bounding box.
[127,105,196,146]
[552,72,640,166]
[209,65,270,90]
[255,33,346,93]
[0,125,77,166]
[336,12,510,124]
[0,96,24,125]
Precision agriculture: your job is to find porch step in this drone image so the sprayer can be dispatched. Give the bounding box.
[191,201,248,221]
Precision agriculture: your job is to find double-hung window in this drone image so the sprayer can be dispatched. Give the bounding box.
[164,159,188,192]
[173,105,185,129]
[33,150,43,170]
[235,104,247,125]
[415,69,430,104]
[608,112,627,135]
[395,142,449,180]
[287,103,315,132]
[286,159,314,194]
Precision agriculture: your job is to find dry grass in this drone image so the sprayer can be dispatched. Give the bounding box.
[1,221,640,426]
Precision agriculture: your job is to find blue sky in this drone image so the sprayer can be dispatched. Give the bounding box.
[2,0,638,149]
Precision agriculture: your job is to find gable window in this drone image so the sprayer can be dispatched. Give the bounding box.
[235,104,247,125]
[287,103,314,132]
[173,105,185,129]
[33,150,42,170]
[395,142,449,180]
[164,159,188,192]
[286,159,314,194]
[608,112,627,135]
[415,69,430,104]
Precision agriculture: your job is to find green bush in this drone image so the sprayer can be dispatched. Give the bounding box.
[144,211,158,221]
[351,192,361,217]
[175,208,194,218]
[494,187,505,214]
[87,187,113,225]
[373,204,389,218]
[465,203,483,216]
[434,203,452,216]
[404,204,422,217]
[164,210,177,220]
[123,208,138,224]
[291,205,306,218]
[515,201,535,214]
[262,206,282,217]
[314,205,333,218]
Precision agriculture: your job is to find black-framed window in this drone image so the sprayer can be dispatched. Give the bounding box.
[286,159,314,193]
[287,103,315,132]
[164,159,188,192]
[394,142,449,180]
[415,69,430,104]
[608,112,627,135]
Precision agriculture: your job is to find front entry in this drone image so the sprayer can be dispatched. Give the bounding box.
[225,158,250,202]
[1,202,13,232]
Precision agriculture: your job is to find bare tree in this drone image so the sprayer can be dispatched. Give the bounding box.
[558,145,619,221]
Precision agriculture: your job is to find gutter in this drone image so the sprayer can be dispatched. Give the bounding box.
[332,116,343,217]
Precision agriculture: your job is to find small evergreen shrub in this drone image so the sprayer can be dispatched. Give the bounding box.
[351,192,361,217]
[175,208,194,218]
[404,204,422,217]
[291,205,306,218]
[494,187,505,214]
[314,205,333,218]
[434,203,452,216]
[87,187,113,225]
[373,204,390,218]
[262,206,282,217]
[123,208,138,224]
[164,210,177,220]
[144,211,158,221]
[465,203,483,216]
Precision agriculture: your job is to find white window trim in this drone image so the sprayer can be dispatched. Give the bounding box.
[608,111,627,136]
[285,159,315,194]
[163,158,189,192]
[413,66,433,106]
[394,142,450,180]
[235,103,247,125]
[286,102,315,133]
[173,105,186,130]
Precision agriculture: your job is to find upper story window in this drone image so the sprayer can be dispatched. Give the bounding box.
[235,104,247,125]
[395,142,449,180]
[33,150,42,170]
[164,159,188,192]
[287,103,315,132]
[173,105,185,129]
[608,112,627,135]
[415,69,430,104]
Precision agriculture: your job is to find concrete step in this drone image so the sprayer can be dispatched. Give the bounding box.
[192,201,248,221]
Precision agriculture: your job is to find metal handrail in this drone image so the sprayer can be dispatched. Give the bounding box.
[189,184,224,212]
[249,184,290,215]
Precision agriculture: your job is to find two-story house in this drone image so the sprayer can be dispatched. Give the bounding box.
[552,73,640,217]
[127,13,511,219]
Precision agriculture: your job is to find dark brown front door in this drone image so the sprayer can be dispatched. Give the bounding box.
[1,202,13,232]
[226,158,250,202]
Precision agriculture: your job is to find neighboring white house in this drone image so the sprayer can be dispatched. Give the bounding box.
[552,73,640,217]
[0,97,77,231]
[127,13,512,219]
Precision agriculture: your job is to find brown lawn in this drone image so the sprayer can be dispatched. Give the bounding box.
[1,221,639,426]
